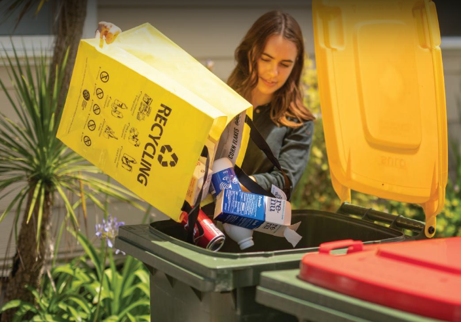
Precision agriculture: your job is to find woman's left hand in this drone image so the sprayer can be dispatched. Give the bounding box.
[95,21,121,45]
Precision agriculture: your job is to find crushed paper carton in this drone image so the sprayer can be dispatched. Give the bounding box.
[214,189,302,246]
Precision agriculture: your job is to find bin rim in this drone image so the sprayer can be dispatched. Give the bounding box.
[147,207,421,258]
[115,207,421,292]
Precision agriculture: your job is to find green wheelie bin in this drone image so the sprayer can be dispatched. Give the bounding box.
[115,205,423,322]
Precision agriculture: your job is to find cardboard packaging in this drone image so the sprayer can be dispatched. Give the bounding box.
[185,160,213,206]
[214,189,291,235]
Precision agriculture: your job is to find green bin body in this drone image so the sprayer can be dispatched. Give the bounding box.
[256,269,443,322]
[115,205,423,322]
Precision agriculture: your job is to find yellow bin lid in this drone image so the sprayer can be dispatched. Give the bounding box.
[312,0,448,237]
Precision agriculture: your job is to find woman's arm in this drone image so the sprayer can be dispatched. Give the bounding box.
[252,121,314,197]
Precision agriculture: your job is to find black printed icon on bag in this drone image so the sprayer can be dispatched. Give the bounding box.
[128,127,140,147]
[93,104,101,115]
[142,94,152,105]
[121,153,136,172]
[103,125,118,140]
[158,145,178,167]
[100,71,109,83]
[137,94,153,121]
[83,136,92,146]
[96,88,104,99]
[111,99,127,118]
[87,120,96,131]
[83,90,90,101]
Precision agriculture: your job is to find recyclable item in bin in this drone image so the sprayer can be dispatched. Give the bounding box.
[214,189,289,231]
[185,160,213,206]
[211,157,254,250]
[298,237,461,322]
[271,184,287,201]
[56,23,252,222]
[215,111,248,166]
[180,209,225,251]
[210,158,242,196]
[214,189,301,247]
[203,135,219,169]
[222,223,254,250]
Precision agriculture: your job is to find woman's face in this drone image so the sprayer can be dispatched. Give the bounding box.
[254,34,298,98]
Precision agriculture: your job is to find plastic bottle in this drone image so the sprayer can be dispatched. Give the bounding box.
[210,158,241,196]
[222,223,254,250]
[211,158,254,250]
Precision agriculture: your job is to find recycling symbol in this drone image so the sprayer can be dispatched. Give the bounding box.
[158,145,178,167]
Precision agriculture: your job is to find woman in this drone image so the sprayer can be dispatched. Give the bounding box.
[229,10,315,198]
[96,11,314,198]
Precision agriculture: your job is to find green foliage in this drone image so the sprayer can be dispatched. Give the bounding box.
[436,132,461,237]
[292,119,340,212]
[292,57,340,212]
[293,56,461,238]
[438,92,461,237]
[0,230,151,321]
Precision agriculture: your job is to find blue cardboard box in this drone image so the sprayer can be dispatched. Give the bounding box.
[214,189,292,235]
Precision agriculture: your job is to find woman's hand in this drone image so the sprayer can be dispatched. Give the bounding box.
[95,21,121,45]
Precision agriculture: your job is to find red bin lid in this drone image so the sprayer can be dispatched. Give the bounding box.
[299,237,461,321]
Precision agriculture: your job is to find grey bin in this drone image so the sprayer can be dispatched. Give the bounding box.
[115,204,424,322]
[256,269,442,322]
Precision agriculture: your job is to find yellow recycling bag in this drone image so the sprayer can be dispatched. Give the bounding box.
[57,23,252,221]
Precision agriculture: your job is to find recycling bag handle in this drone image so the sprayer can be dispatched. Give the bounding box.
[244,115,292,200]
[182,145,210,243]
[234,165,274,198]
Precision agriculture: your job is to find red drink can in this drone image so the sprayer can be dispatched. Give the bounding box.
[181,210,225,251]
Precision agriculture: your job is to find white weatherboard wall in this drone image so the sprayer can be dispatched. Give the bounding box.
[97,0,315,80]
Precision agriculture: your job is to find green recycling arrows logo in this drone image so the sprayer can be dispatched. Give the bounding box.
[158,145,178,167]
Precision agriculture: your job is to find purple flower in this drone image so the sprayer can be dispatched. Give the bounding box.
[95,215,125,255]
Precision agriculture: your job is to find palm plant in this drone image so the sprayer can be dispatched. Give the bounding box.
[0,45,143,320]
[292,56,341,211]
[1,0,88,113]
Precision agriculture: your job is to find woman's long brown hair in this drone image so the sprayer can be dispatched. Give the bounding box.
[228,10,315,128]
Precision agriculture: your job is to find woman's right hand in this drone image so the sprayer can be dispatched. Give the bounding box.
[95,21,121,45]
